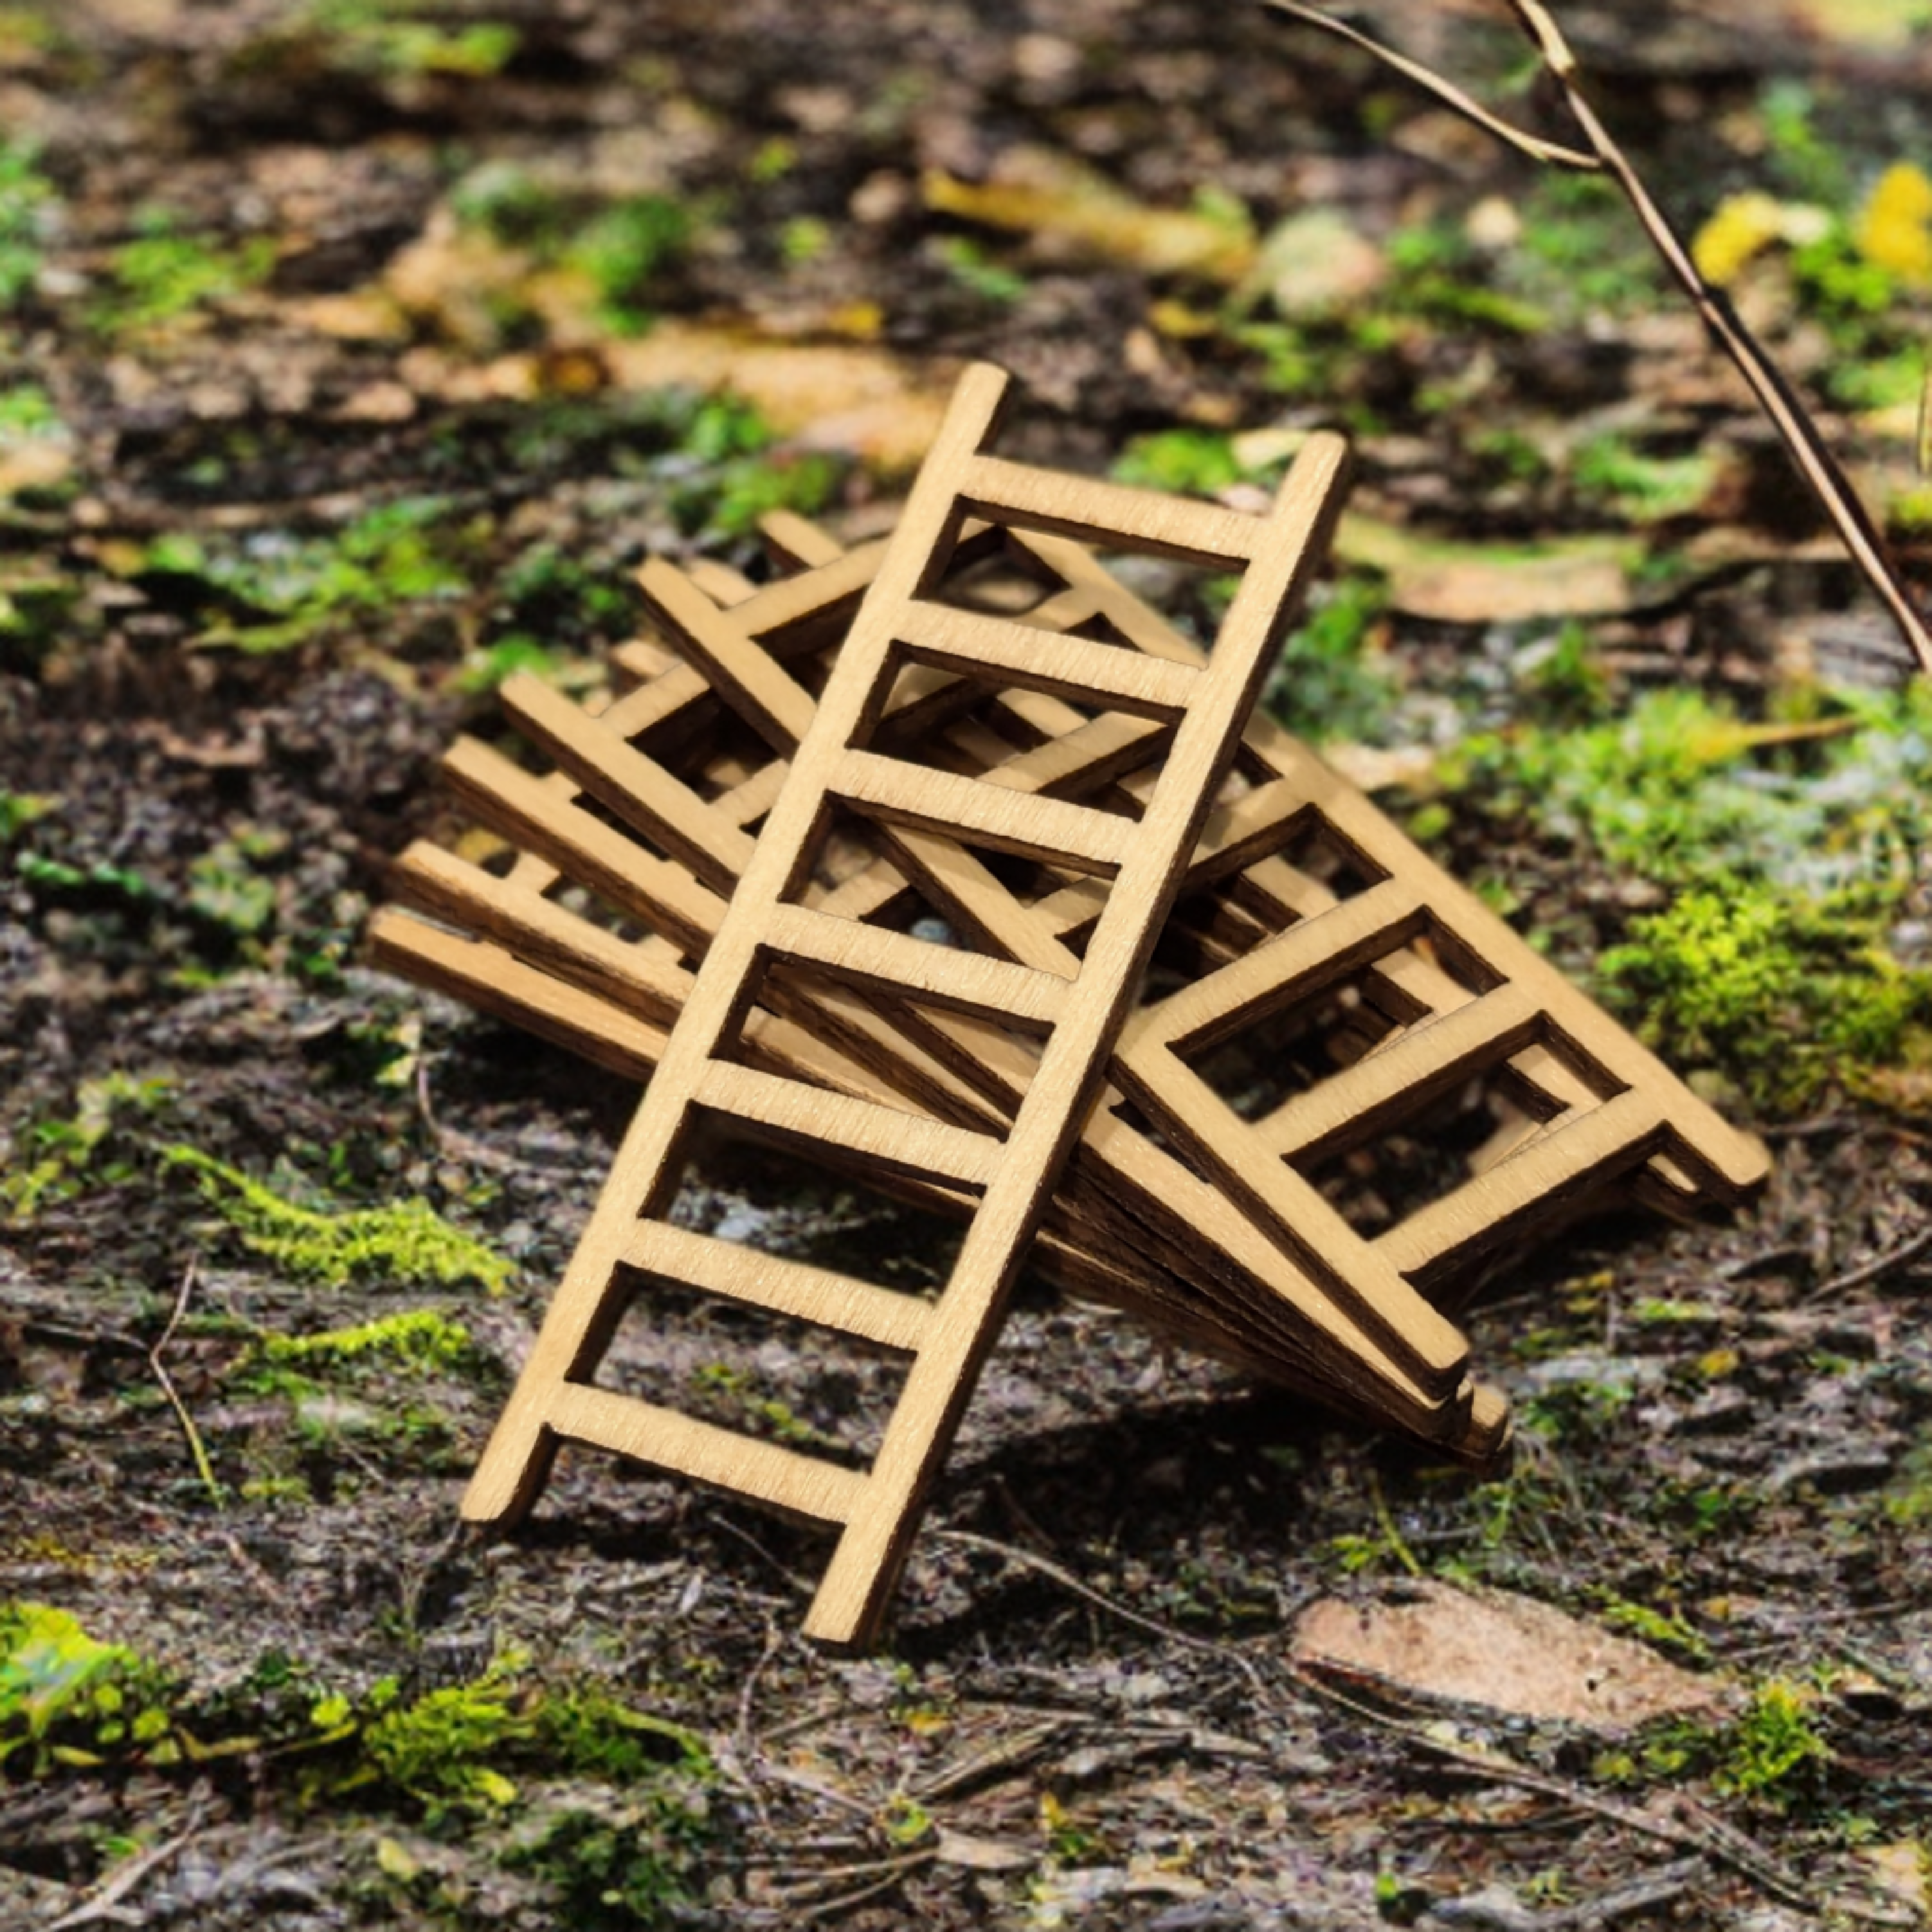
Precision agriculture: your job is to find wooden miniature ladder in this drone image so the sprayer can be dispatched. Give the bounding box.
[363,543,1474,1441]
[462,363,1351,1645]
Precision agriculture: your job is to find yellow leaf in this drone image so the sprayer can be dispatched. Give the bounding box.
[1148,297,1218,338]
[1692,192,1791,287]
[602,323,950,471]
[1783,0,1932,49]
[1335,513,1640,623]
[375,1836,422,1884]
[1856,162,1932,287]
[922,148,1254,283]
[311,1692,352,1729]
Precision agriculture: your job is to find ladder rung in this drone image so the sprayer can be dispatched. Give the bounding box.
[730,536,888,638]
[717,757,789,829]
[1187,777,1337,890]
[834,748,1132,876]
[1031,875,1110,940]
[1259,981,1544,1166]
[601,655,712,740]
[385,839,692,1029]
[1129,876,1427,1059]
[694,1058,1005,1190]
[636,557,818,753]
[1375,1086,1661,1280]
[364,910,669,1084]
[763,902,1072,1030]
[980,709,1167,801]
[895,600,1201,719]
[624,1220,932,1353]
[885,826,1069,975]
[961,453,1267,566]
[501,673,750,897]
[547,1381,866,1525]
[441,735,727,957]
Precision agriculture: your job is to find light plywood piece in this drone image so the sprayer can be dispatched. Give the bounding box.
[379,473,1764,1492]
[458,364,1356,1645]
[380,534,1540,1447]
[647,564,1480,1417]
[586,530,1483,1436]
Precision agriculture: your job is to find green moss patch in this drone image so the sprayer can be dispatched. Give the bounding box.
[1446,683,1932,1112]
[165,1146,510,1292]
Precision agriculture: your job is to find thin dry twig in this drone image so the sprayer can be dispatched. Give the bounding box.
[220,1530,292,1612]
[1261,0,1932,678]
[912,1717,1076,1804]
[789,1852,938,1922]
[1293,1667,1825,1915]
[1536,1855,1705,1928]
[933,1529,1266,1691]
[736,1619,786,1753]
[1259,0,1598,168]
[1805,1220,1932,1301]
[46,1796,206,1932]
[1368,1468,1424,1578]
[150,1257,223,1509]
[728,1618,788,1835]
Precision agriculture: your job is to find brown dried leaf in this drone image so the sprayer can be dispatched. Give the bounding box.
[602,324,952,471]
[1336,513,1639,622]
[0,441,71,498]
[1249,208,1389,320]
[923,147,1255,282]
[934,1828,1036,1873]
[1294,1581,1727,1732]
[1864,1841,1929,1918]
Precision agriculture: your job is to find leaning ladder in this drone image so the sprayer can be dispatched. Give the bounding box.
[460,362,1351,1646]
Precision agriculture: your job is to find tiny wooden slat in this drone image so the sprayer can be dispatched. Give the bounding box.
[831,748,1135,875]
[761,903,1074,1029]
[622,1221,932,1355]
[690,1059,1006,1191]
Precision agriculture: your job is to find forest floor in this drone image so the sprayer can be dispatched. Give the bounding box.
[4,1,1932,1926]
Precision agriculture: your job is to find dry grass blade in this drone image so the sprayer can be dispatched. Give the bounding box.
[1803,1220,1932,1301]
[1258,0,1598,170]
[1263,0,1932,679]
[149,1257,223,1510]
[46,1795,206,1932]
[934,1529,1264,1687]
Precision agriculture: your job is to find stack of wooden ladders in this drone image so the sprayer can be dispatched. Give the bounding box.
[370,363,1767,1647]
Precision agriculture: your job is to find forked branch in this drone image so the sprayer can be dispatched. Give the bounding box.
[1262,0,1932,678]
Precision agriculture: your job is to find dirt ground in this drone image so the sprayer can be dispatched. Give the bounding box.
[4,2,1932,1927]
